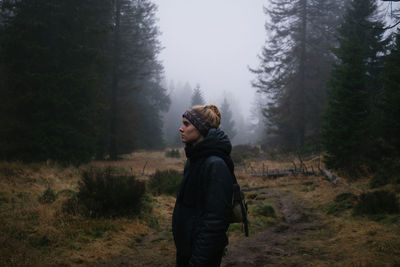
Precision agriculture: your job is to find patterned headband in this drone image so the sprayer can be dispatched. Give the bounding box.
[183,109,211,136]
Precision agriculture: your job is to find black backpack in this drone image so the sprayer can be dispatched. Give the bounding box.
[229,174,249,237]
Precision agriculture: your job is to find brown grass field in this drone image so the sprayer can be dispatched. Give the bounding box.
[0,150,399,266]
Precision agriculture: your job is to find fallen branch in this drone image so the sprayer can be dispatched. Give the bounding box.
[320,168,339,184]
[142,161,148,176]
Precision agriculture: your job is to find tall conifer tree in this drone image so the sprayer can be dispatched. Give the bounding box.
[220,97,237,140]
[0,0,107,164]
[98,0,169,157]
[322,0,386,173]
[374,31,400,178]
[191,85,205,106]
[252,0,347,151]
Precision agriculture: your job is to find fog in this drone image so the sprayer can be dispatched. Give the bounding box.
[154,0,269,118]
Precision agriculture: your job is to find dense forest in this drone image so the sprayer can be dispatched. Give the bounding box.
[0,0,169,164]
[0,0,399,183]
[252,0,400,182]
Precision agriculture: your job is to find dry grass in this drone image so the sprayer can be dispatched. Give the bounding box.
[1,152,400,266]
[261,172,400,266]
[93,149,185,176]
[0,150,183,266]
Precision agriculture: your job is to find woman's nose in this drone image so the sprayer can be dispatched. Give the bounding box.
[179,126,183,132]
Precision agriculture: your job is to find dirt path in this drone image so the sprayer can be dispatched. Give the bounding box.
[95,187,324,267]
[222,189,322,267]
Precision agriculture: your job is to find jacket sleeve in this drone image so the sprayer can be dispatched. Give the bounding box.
[190,158,233,266]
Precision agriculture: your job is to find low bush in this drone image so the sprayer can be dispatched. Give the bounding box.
[165,149,181,158]
[334,192,358,203]
[370,163,400,188]
[38,187,56,204]
[354,190,399,215]
[149,169,183,196]
[326,192,358,215]
[370,170,391,188]
[231,145,260,164]
[62,195,80,215]
[77,167,146,218]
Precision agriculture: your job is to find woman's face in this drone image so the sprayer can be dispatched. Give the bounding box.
[179,117,204,144]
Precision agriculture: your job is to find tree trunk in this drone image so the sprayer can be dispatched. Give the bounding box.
[109,0,121,160]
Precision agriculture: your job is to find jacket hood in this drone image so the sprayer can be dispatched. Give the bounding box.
[185,128,232,160]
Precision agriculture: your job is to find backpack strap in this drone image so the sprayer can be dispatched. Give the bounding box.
[232,173,249,237]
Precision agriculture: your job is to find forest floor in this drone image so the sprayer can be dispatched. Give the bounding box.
[94,152,400,266]
[1,150,400,266]
[95,174,400,267]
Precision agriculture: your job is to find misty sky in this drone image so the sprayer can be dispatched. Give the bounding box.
[154,1,400,118]
[153,0,269,117]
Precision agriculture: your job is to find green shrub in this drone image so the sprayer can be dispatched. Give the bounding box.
[62,195,80,215]
[370,170,392,188]
[57,189,77,198]
[77,167,146,218]
[254,205,276,218]
[231,145,260,164]
[370,163,400,188]
[165,149,181,158]
[354,190,399,215]
[335,192,358,203]
[38,187,56,204]
[326,192,358,215]
[149,169,183,196]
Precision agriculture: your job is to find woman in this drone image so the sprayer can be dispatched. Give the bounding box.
[172,104,235,267]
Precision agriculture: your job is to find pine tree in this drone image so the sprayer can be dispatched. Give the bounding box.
[98,0,169,157]
[191,85,205,106]
[164,81,192,147]
[0,0,108,164]
[252,0,347,151]
[220,97,237,140]
[322,0,386,174]
[374,31,400,175]
[0,0,168,162]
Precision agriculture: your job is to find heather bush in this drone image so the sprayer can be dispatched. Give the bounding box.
[370,163,400,188]
[38,187,56,204]
[354,190,399,215]
[231,145,260,164]
[77,167,146,217]
[326,192,358,215]
[149,169,183,196]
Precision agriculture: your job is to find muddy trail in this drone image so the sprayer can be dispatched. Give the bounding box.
[223,189,323,266]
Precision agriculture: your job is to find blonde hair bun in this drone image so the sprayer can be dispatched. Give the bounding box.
[205,104,221,120]
[192,104,221,128]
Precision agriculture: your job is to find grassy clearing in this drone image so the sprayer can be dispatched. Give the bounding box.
[1,152,400,266]
[0,151,181,266]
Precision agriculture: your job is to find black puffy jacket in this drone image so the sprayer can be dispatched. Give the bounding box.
[172,128,234,266]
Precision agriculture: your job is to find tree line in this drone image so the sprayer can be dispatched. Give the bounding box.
[253,0,400,181]
[0,0,170,164]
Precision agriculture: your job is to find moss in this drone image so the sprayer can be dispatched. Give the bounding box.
[254,205,276,218]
